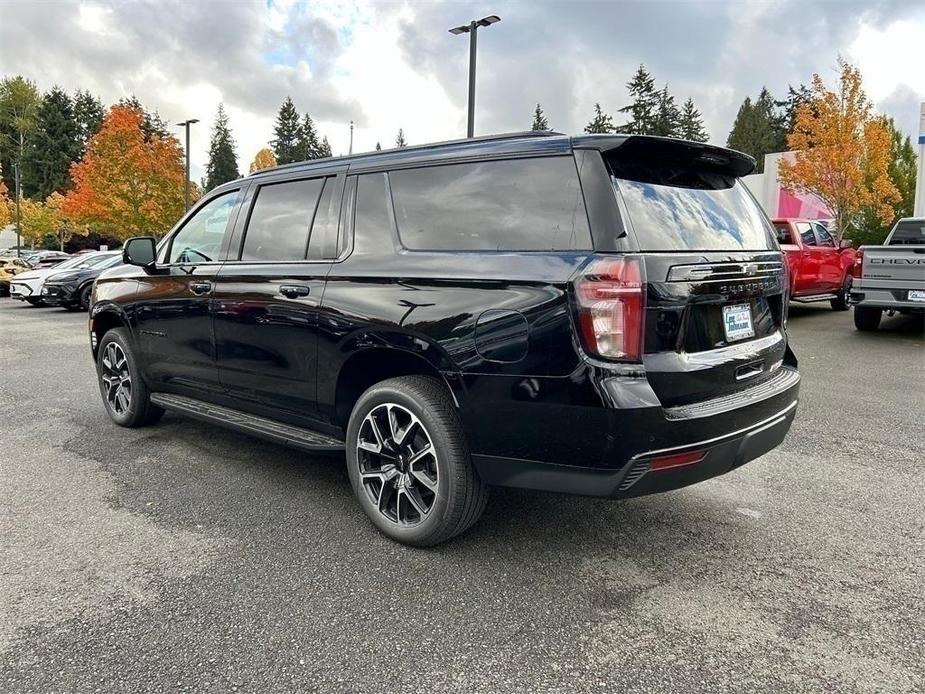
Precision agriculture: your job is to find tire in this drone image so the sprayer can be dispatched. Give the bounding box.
[346,375,488,547]
[853,306,881,331]
[78,284,93,311]
[96,328,164,427]
[830,275,851,311]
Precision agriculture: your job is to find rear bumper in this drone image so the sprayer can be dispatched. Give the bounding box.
[473,399,796,498]
[850,285,925,311]
[464,363,800,499]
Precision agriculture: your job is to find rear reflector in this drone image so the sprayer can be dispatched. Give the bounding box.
[649,450,706,471]
[574,255,646,361]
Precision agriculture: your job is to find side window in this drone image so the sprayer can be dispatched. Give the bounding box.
[353,173,394,255]
[307,177,342,261]
[814,223,835,247]
[241,178,325,262]
[169,190,241,264]
[389,157,592,251]
[773,222,793,245]
[795,222,816,246]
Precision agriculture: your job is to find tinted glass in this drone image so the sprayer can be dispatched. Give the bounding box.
[615,178,776,251]
[795,222,816,246]
[390,157,592,251]
[889,220,925,245]
[354,173,394,255]
[307,177,341,260]
[169,190,241,264]
[773,222,793,244]
[241,178,324,261]
[814,223,835,247]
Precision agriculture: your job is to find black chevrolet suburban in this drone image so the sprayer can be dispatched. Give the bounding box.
[90,132,800,546]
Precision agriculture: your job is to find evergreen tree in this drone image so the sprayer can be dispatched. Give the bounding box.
[116,95,168,140]
[295,113,321,160]
[774,83,812,148]
[678,97,709,142]
[271,96,302,164]
[375,141,382,151]
[584,103,614,134]
[395,128,407,148]
[204,103,239,191]
[652,86,681,138]
[726,88,779,173]
[531,103,549,131]
[72,89,104,156]
[318,136,332,158]
[618,64,659,134]
[21,86,80,199]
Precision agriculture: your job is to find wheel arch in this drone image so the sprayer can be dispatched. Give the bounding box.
[89,305,132,359]
[332,346,463,431]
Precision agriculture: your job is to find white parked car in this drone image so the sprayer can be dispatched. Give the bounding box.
[9,252,115,305]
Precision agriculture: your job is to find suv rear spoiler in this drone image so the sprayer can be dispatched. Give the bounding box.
[571,134,756,178]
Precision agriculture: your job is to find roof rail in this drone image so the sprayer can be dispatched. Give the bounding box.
[249,130,567,177]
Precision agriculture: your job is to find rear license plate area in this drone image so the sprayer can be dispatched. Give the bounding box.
[723,304,755,342]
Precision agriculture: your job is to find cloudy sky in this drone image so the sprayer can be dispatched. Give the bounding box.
[1,0,923,181]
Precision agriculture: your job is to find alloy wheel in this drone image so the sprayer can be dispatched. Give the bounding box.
[100,342,132,415]
[356,403,439,525]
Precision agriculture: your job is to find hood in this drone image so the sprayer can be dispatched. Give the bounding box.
[13,268,57,282]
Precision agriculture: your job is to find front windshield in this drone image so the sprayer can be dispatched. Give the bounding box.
[74,253,117,269]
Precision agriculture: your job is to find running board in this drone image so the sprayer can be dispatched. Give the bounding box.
[150,393,345,452]
[791,293,837,303]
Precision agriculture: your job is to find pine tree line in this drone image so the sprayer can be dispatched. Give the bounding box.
[270,96,332,166]
[725,85,811,173]
[531,65,709,143]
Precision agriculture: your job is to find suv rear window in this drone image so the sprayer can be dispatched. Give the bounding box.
[614,176,776,252]
[888,220,925,245]
[389,157,591,251]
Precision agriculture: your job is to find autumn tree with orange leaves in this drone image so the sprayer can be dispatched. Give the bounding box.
[249,147,277,174]
[63,105,185,239]
[779,60,899,242]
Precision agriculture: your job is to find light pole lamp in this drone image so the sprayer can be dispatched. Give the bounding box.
[448,15,500,138]
[176,118,199,210]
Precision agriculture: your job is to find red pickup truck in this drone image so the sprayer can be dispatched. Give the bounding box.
[773,218,857,311]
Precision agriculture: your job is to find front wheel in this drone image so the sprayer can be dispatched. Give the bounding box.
[96,328,164,427]
[79,284,93,311]
[346,375,488,547]
[853,306,882,331]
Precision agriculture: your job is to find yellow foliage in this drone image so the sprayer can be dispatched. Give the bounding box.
[779,59,900,240]
[249,148,277,174]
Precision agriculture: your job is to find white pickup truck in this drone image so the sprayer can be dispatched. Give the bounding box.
[849,218,925,331]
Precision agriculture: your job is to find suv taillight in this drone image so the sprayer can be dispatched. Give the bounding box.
[851,250,864,279]
[574,255,646,362]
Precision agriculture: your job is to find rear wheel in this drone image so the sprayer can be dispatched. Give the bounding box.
[853,306,881,331]
[346,375,488,547]
[830,275,851,311]
[96,328,164,427]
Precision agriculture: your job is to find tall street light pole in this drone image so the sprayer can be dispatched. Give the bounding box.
[176,118,199,211]
[13,161,21,257]
[448,15,501,138]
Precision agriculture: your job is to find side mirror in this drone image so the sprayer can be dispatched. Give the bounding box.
[123,236,157,268]
[839,239,854,250]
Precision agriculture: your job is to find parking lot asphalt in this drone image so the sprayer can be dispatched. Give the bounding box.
[0,298,923,693]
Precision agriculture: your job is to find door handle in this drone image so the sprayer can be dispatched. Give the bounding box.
[280,284,311,298]
[189,281,212,295]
